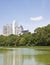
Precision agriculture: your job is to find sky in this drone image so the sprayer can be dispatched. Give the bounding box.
[0,0,50,34]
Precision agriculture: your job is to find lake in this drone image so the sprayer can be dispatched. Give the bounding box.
[0,46,50,65]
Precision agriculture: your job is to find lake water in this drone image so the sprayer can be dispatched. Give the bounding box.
[0,47,50,65]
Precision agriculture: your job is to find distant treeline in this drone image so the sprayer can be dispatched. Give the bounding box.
[0,24,50,47]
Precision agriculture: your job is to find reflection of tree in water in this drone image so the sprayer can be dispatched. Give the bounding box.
[3,49,40,65]
[3,48,49,65]
[34,54,50,64]
[0,49,8,53]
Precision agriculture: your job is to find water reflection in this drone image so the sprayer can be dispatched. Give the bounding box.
[3,52,38,65]
[3,49,24,65]
[0,48,50,65]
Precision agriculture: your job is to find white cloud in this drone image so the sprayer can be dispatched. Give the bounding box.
[30,16,43,21]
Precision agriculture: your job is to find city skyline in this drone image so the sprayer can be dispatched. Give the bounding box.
[3,20,28,36]
[0,0,50,34]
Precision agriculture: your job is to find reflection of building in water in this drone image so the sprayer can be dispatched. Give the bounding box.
[3,51,13,65]
[2,48,49,65]
[3,48,41,65]
[3,49,24,65]
[3,51,37,65]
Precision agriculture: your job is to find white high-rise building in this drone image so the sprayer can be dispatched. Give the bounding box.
[15,25,23,35]
[3,24,12,36]
[3,20,28,36]
[12,20,16,35]
[12,20,24,35]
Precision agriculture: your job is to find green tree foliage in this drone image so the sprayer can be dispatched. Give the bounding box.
[0,24,50,47]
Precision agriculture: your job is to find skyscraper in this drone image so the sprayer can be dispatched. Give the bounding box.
[15,25,23,35]
[12,20,16,35]
[3,24,12,36]
[3,20,28,36]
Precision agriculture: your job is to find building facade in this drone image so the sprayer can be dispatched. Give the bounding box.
[3,24,12,36]
[15,26,23,35]
[3,20,29,36]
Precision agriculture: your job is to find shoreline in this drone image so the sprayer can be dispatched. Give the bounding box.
[0,46,50,50]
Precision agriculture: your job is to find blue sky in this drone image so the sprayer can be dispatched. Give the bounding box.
[0,0,50,34]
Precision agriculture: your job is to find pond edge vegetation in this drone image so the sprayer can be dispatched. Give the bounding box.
[0,24,50,47]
